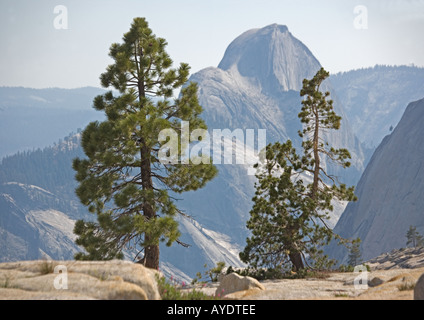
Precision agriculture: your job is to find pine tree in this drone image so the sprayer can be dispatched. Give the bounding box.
[239,141,315,271]
[72,18,217,269]
[406,226,424,248]
[347,240,362,267]
[240,68,357,272]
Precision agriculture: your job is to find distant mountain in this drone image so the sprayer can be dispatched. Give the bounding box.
[329,65,424,148]
[0,134,86,262]
[191,24,365,185]
[0,132,84,203]
[0,86,105,159]
[326,97,424,264]
[165,24,362,276]
[218,24,321,93]
[0,182,79,262]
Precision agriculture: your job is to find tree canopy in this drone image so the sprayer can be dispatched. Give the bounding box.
[73,17,217,269]
[240,68,357,272]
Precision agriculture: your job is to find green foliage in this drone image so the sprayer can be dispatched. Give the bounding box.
[156,275,219,300]
[338,263,370,273]
[73,17,217,266]
[191,261,226,284]
[241,68,357,272]
[347,239,362,267]
[229,266,333,281]
[337,265,355,273]
[73,220,124,261]
[235,267,287,281]
[406,225,424,248]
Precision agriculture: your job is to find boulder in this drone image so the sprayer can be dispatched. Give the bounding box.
[215,273,265,297]
[368,277,385,287]
[0,260,161,300]
[414,273,424,300]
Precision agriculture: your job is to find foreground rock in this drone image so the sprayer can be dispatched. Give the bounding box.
[0,260,160,300]
[192,267,424,300]
[327,97,424,264]
[3,254,424,300]
[414,273,424,300]
[194,248,424,300]
[240,248,424,300]
[216,273,265,297]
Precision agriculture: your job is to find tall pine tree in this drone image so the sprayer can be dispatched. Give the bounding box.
[240,68,356,272]
[73,18,217,269]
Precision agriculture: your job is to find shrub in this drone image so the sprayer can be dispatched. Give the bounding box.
[156,275,219,300]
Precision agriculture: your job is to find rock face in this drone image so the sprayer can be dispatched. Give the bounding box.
[327,98,424,264]
[215,273,265,297]
[218,24,320,94]
[0,182,81,262]
[414,273,424,300]
[0,260,161,300]
[190,24,365,181]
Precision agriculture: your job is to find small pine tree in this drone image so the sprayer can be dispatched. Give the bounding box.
[239,141,312,271]
[347,239,362,267]
[406,226,424,248]
[240,68,357,272]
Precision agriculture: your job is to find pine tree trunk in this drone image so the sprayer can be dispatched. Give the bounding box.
[289,252,304,271]
[312,107,320,198]
[136,53,160,270]
[140,142,160,270]
[143,240,160,270]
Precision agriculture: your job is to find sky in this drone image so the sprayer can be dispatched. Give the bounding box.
[1,0,424,89]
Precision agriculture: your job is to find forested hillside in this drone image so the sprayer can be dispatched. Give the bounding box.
[0,132,83,198]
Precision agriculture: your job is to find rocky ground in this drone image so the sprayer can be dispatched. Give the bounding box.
[366,247,424,270]
[189,267,423,300]
[0,260,160,300]
[189,247,424,300]
[226,267,423,300]
[1,247,424,300]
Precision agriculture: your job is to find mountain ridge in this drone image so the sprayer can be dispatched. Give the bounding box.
[326,97,424,264]
[329,65,424,148]
[218,24,321,94]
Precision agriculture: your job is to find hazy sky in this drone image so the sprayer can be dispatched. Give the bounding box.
[1,0,424,88]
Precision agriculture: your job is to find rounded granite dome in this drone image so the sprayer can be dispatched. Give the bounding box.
[218,24,321,93]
